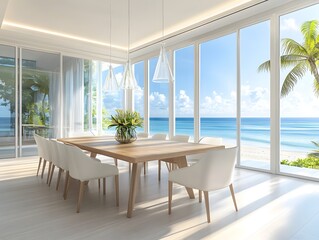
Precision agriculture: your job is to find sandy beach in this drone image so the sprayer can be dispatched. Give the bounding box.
[241,145,308,162]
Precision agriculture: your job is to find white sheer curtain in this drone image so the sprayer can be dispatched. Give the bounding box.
[49,71,61,138]
[62,56,84,137]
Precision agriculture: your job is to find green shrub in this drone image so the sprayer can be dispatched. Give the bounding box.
[281,156,319,169]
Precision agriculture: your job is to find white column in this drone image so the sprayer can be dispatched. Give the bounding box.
[194,42,200,143]
[236,30,241,165]
[270,14,281,174]
[169,50,175,139]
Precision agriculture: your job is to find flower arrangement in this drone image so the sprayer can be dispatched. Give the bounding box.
[108,109,143,143]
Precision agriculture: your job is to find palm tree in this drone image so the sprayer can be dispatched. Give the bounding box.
[258,20,319,97]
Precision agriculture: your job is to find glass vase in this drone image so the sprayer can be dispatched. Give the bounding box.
[115,127,137,144]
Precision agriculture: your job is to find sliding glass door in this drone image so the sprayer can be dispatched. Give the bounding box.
[239,21,271,170]
[20,49,60,156]
[0,45,16,158]
[199,33,237,146]
[279,4,319,178]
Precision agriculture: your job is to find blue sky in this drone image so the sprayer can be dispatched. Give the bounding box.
[143,3,319,118]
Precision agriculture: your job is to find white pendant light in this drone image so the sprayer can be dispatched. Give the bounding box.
[104,0,118,92]
[153,0,174,83]
[120,0,138,89]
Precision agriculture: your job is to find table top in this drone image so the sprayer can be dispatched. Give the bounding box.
[58,136,224,163]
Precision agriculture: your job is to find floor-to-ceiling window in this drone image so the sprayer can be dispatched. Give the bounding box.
[133,61,144,133]
[240,21,271,170]
[149,57,169,135]
[199,34,237,146]
[0,45,16,158]
[174,45,194,140]
[279,4,319,178]
[21,49,60,156]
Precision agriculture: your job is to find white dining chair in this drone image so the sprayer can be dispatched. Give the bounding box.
[34,134,45,177]
[47,140,66,190]
[35,135,53,183]
[42,137,56,185]
[55,141,72,199]
[187,136,223,164]
[158,134,189,181]
[168,147,238,223]
[63,143,119,213]
[187,136,223,201]
[137,132,149,138]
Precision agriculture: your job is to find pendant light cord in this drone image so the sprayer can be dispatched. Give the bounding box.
[162,0,164,42]
[127,0,130,60]
[109,0,112,64]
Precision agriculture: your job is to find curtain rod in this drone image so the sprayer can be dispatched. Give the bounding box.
[130,0,269,53]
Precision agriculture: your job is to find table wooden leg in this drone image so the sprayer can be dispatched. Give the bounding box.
[90,152,97,158]
[127,162,143,218]
[173,156,195,199]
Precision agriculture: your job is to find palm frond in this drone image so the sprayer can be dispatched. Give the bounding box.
[281,38,308,56]
[281,62,307,97]
[257,60,270,72]
[301,20,319,50]
[280,54,307,69]
[311,141,319,148]
[308,141,319,157]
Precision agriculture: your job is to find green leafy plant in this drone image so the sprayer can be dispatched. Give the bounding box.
[108,109,143,142]
[281,156,319,169]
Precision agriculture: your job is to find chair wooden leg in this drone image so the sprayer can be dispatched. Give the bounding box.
[77,181,86,213]
[168,181,173,215]
[36,157,42,176]
[204,191,211,223]
[158,160,161,181]
[103,178,106,195]
[48,164,55,186]
[41,160,47,179]
[229,184,238,211]
[199,190,202,203]
[63,171,70,200]
[56,168,63,191]
[46,162,52,184]
[114,158,118,166]
[115,175,119,207]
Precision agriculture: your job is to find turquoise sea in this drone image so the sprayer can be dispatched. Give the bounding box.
[1,117,318,152]
[150,117,319,152]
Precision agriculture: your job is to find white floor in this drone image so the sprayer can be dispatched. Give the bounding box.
[1,156,319,240]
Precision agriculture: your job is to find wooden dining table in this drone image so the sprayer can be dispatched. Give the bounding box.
[58,136,224,218]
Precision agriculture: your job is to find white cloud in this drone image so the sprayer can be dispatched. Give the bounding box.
[176,90,193,116]
[214,95,222,104]
[281,18,299,31]
[200,91,236,117]
[281,90,319,117]
[149,92,168,116]
[241,85,270,116]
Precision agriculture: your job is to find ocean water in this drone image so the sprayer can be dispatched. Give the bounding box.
[1,117,318,152]
[150,117,319,152]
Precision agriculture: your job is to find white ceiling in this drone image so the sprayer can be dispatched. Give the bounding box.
[0,0,293,62]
